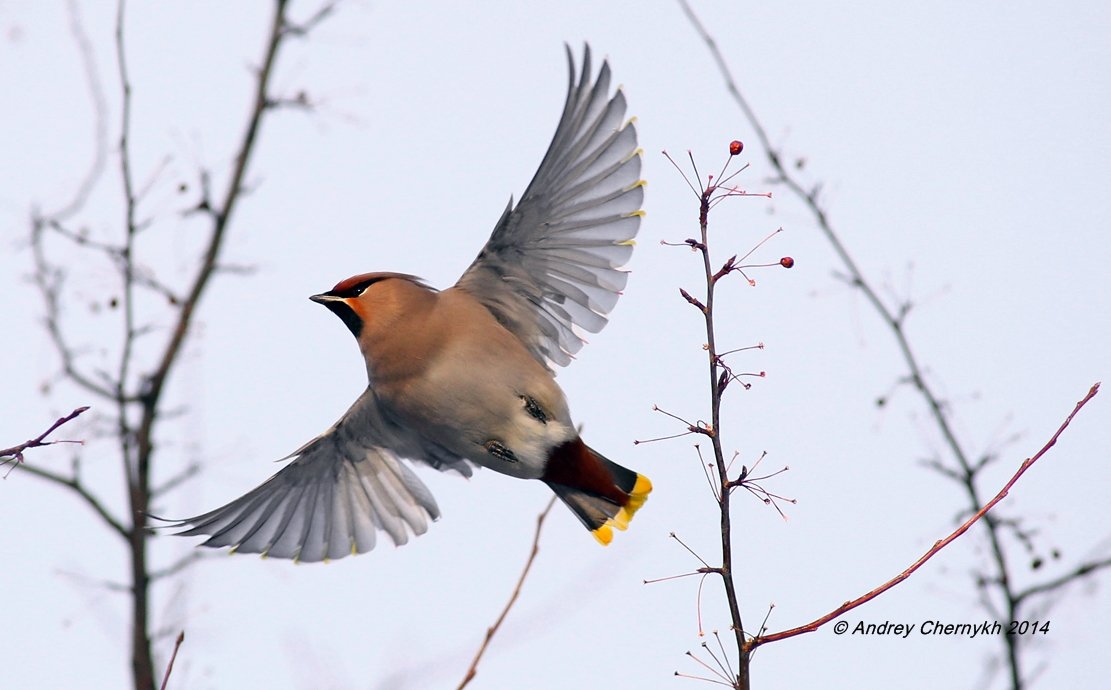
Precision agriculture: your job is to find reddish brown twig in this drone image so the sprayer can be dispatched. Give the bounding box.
[456,497,557,690]
[753,382,1100,647]
[0,407,89,470]
[660,140,788,690]
[158,631,185,690]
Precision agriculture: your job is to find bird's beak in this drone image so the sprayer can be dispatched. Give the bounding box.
[311,293,362,337]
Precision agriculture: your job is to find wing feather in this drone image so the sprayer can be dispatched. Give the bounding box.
[173,390,441,561]
[455,44,643,370]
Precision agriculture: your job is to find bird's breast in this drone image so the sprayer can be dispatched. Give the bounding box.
[373,334,573,480]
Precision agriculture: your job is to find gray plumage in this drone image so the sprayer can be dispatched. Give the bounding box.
[456,44,643,370]
[176,389,469,562]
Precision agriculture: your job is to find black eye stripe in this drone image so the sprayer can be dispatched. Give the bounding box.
[325,272,426,299]
[329,277,383,299]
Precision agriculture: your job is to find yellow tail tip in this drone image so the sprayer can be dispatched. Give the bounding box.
[592,473,653,546]
[592,524,615,545]
[624,473,652,514]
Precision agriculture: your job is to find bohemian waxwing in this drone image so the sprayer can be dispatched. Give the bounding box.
[175,45,649,562]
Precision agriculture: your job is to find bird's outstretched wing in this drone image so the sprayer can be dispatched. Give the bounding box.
[173,390,448,562]
[455,45,644,370]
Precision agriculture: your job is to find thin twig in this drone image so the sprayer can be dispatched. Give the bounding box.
[694,169,749,689]
[456,497,557,690]
[12,462,128,539]
[29,225,121,401]
[662,141,769,688]
[1013,555,1111,606]
[142,0,292,412]
[752,383,1100,647]
[0,407,89,465]
[151,462,201,498]
[50,0,109,222]
[149,551,206,582]
[159,631,185,690]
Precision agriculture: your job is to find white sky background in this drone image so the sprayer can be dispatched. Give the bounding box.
[2,1,1109,689]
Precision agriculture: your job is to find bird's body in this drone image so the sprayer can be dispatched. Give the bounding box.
[176,46,649,561]
[342,277,575,480]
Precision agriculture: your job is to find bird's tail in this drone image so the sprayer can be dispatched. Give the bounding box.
[543,441,652,545]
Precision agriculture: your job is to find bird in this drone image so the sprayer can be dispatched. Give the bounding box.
[174,45,648,562]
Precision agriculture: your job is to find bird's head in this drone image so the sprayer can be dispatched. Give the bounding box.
[310,272,430,341]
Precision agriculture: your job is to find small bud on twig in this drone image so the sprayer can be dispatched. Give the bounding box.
[679,287,707,313]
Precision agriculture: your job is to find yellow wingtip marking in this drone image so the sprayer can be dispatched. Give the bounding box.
[623,147,645,164]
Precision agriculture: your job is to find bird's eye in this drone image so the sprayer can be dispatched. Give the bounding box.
[328,274,390,299]
[331,280,374,299]
[348,280,378,297]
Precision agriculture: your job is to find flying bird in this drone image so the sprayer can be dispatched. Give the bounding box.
[175,46,648,562]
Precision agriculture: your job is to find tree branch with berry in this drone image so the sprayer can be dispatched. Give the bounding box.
[646,139,1099,689]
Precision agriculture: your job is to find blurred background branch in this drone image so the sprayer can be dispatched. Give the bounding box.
[20,1,335,687]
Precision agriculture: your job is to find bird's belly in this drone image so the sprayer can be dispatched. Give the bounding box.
[380,359,574,480]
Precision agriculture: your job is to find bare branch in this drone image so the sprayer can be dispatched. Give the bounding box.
[149,551,206,582]
[55,567,131,593]
[1014,555,1111,606]
[48,0,109,223]
[283,0,339,37]
[0,407,90,466]
[752,383,1100,647]
[159,631,185,690]
[13,462,128,540]
[23,3,339,689]
[456,497,557,690]
[142,0,293,409]
[151,461,201,498]
[30,221,121,402]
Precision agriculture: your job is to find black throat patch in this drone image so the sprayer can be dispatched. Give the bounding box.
[322,301,363,338]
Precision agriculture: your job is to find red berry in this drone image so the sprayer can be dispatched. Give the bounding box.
[779,257,795,268]
[729,140,744,156]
